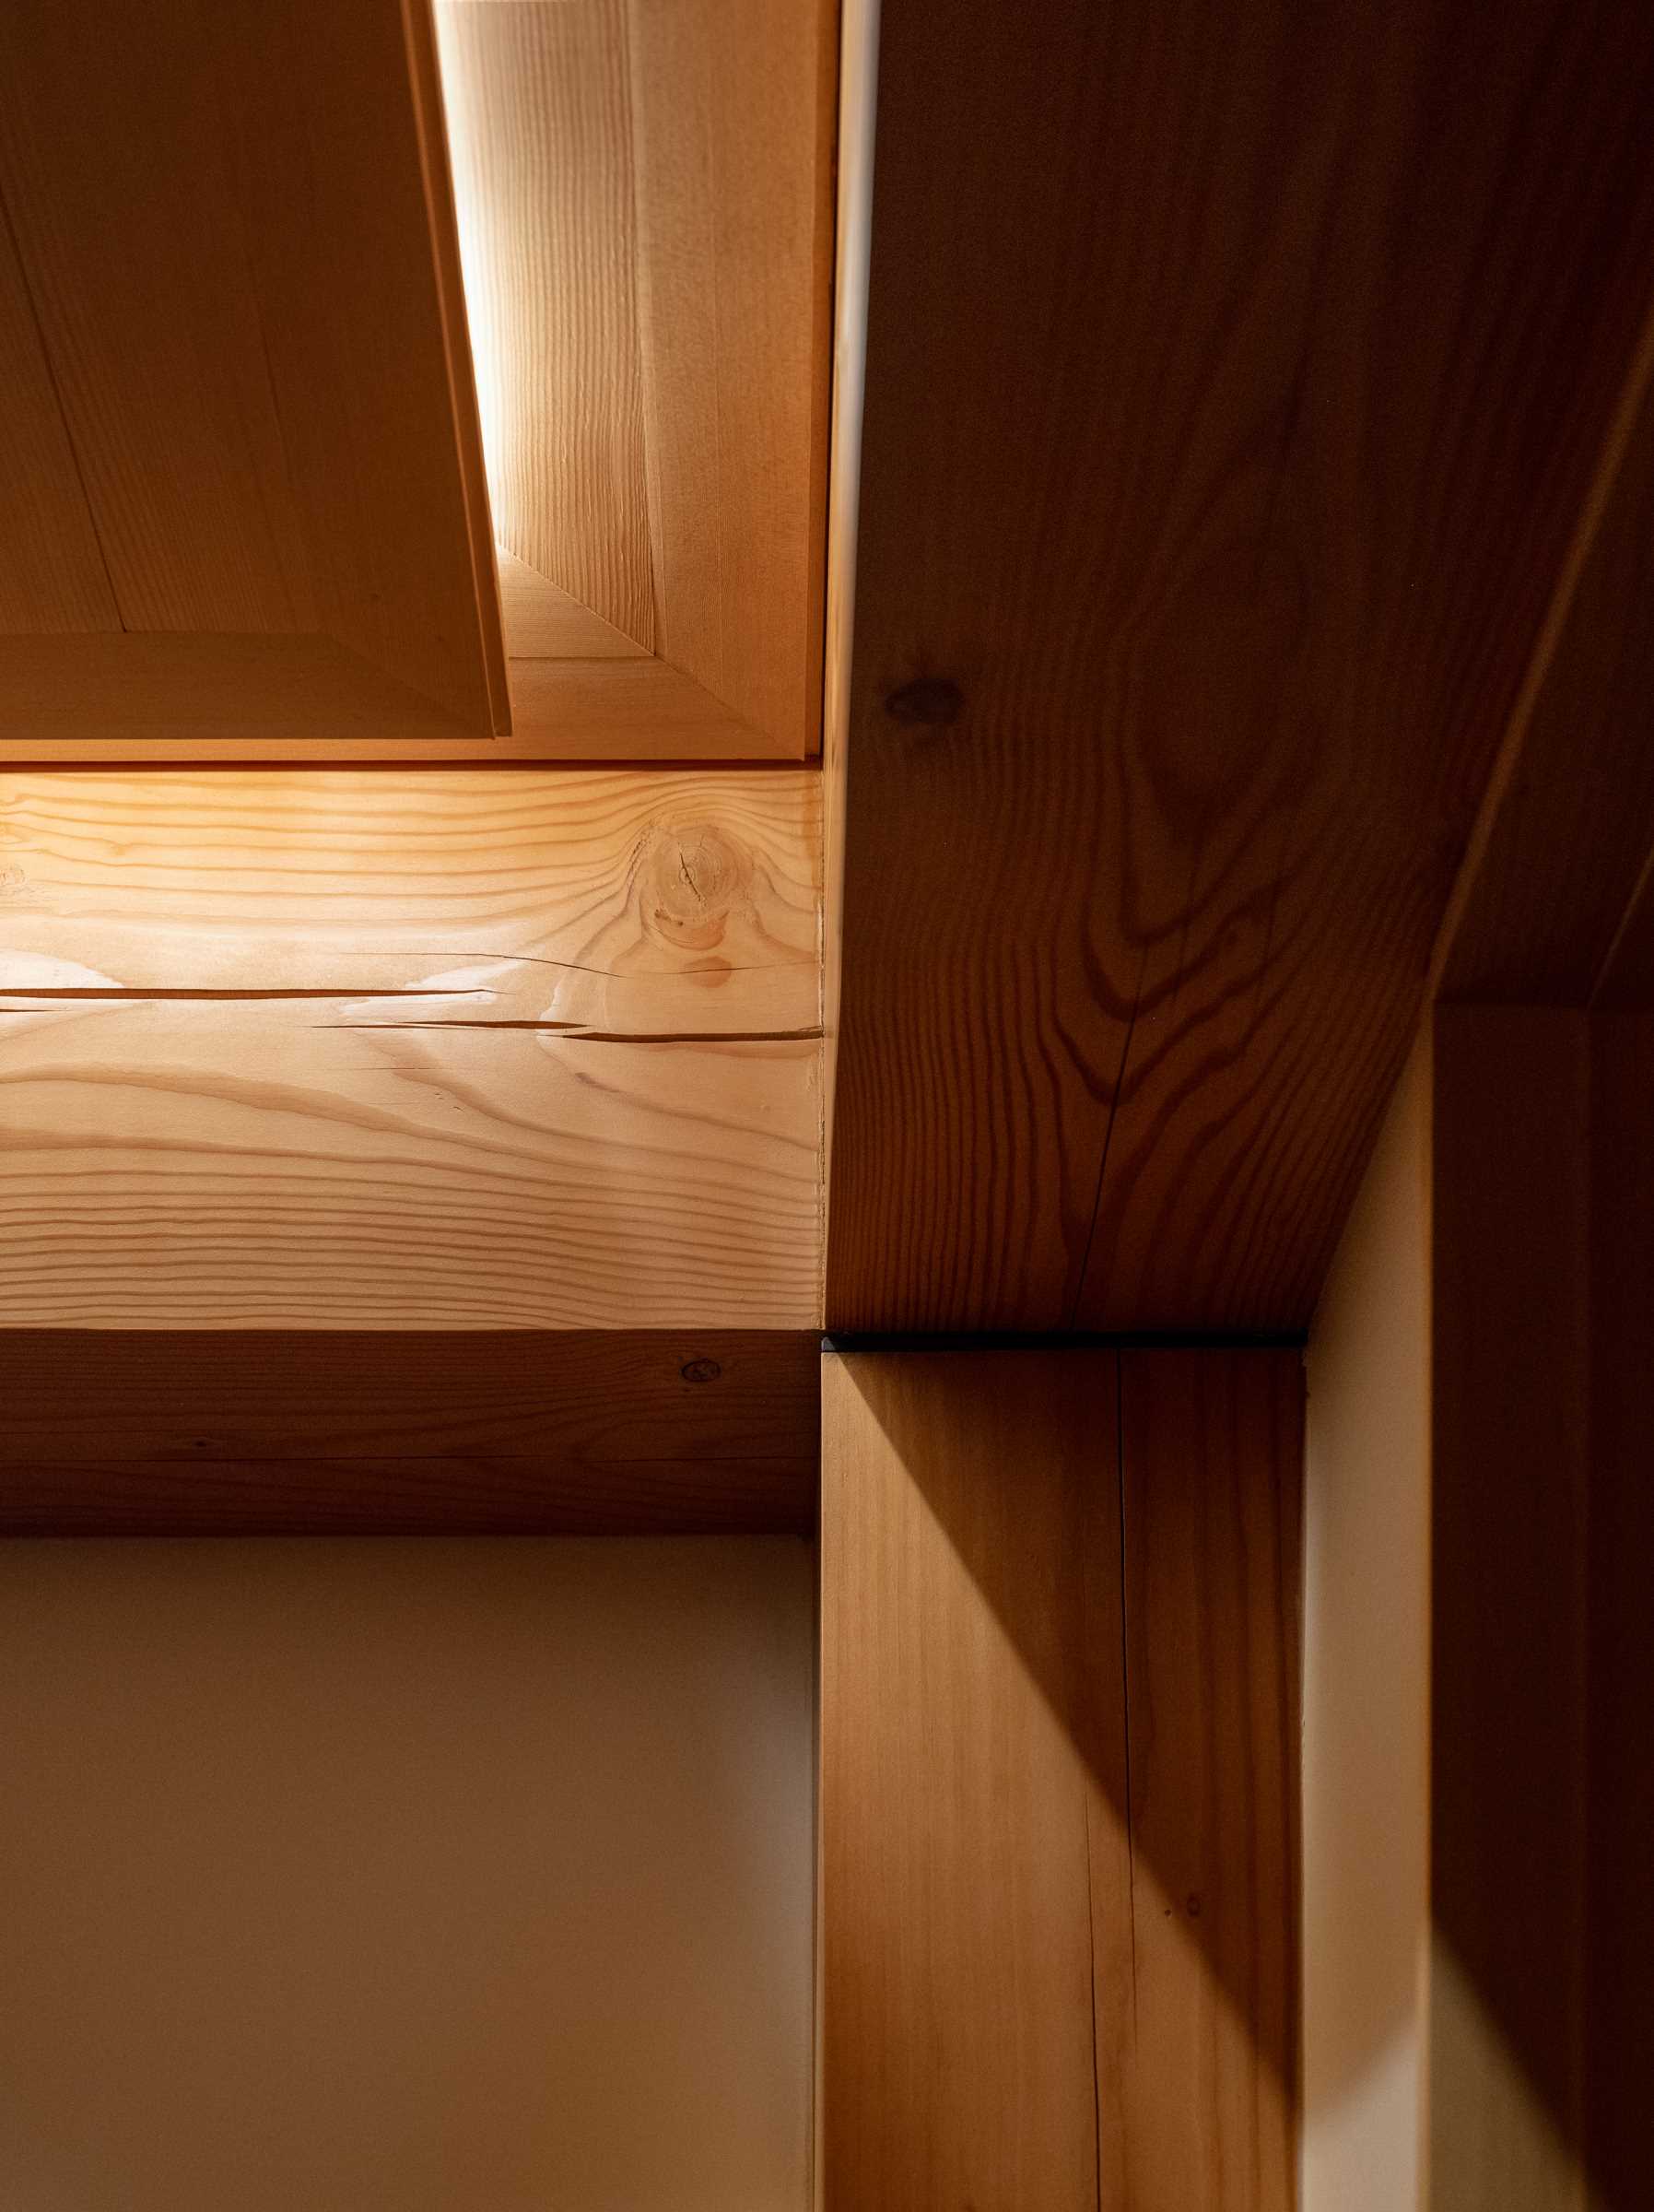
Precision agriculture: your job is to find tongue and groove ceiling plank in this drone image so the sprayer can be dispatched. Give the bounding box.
[826,0,1654,1332]
[0,205,118,635]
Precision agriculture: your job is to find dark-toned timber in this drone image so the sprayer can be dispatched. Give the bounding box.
[0,1331,818,1535]
[1441,332,1654,1006]
[827,0,1654,1332]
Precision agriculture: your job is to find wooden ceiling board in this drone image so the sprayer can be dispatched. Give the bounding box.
[433,0,835,758]
[0,205,119,635]
[434,0,656,651]
[206,0,508,731]
[0,0,316,634]
[0,0,507,752]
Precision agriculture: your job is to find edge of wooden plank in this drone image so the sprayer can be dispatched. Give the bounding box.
[0,645,806,763]
[400,0,514,735]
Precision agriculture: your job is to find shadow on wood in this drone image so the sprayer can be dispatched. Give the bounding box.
[820,1346,1300,2208]
[0,1330,820,1535]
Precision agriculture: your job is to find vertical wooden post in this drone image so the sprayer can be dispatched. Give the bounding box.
[1430,1009,1592,2208]
[818,1347,1300,2209]
[1428,1006,1654,2206]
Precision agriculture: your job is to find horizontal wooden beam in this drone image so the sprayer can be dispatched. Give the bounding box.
[825,0,1654,1333]
[0,768,822,1329]
[0,1329,819,1535]
[1437,310,1654,1007]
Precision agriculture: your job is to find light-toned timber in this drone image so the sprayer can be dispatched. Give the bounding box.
[0,769,822,1329]
[622,0,835,755]
[0,0,832,765]
[496,552,637,661]
[825,0,1654,1332]
[819,1347,1300,2210]
[0,1329,818,1535]
[0,0,506,750]
[0,2,311,635]
[1118,1348,1301,2209]
[435,0,655,649]
[434,0,835,759]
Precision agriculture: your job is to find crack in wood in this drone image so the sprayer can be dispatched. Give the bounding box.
[0,987,488,1003]
[325,1020,825,1043]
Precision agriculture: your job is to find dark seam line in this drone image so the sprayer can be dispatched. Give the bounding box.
[819,1328,1307,1353]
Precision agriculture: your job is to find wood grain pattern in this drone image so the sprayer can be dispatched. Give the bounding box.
[498,550,639,659]
[1586,1012,1654,2209]
[819,1347,1300,2209]
[1118,1348,1301,2211]
[825,0,1654,1332]
[0,634,483,749]
[625,0,835,753]
[435,0,655,649]
[0,643,796,762]
[431,0,833,756]
[0,1,314,632]
[1441,346,1654,1005]
[0,770,821,1328]
[217,0,507,733]
[1424,1011,1654,2207]
[0,1329,817,1534]
[1430,1008,1590,2209]
[0,201,117,634]
[0,0,504,747]
[820,1350,1128,2211]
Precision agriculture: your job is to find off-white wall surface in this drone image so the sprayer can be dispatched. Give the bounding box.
[1302,1035,1431,2212]
[0,1536,815,2212]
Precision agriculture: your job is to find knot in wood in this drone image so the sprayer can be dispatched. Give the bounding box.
[641,822,752,953]
[884,675,964,727]
[680,1358,722,1384]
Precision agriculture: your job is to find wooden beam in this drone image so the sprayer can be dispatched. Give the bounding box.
[826,0,1654,1332]
[1430,1008,1591,2207]
[1427,1006,1654,2205]
[819,1346,1300,2207]
[1437,317,1654,1006]
[0,769,822,1329]
[1585,1011,1654,2206]
[0,1329,817,1535]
